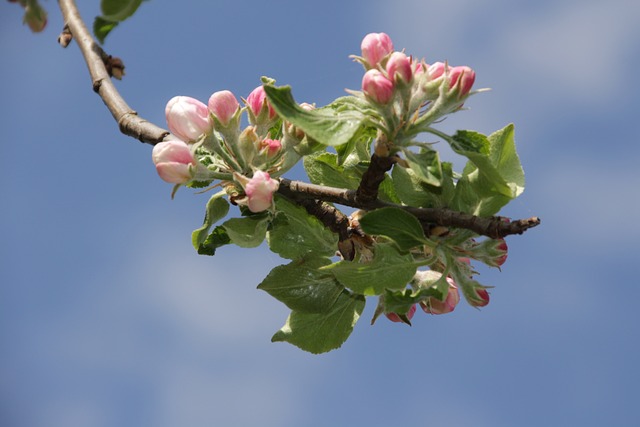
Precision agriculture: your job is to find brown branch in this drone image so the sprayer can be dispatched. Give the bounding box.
[278,178,540,239]
[57,0,168,145]
[57,0,540,241]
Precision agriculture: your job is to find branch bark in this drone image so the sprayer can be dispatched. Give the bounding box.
[58,0,168,145]
[56,0,541,240]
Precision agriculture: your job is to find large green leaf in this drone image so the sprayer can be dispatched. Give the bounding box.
[94,0,145,44]
[258,257,344,313]
[264,85,371,147]
[358,207,428,251]
[267,195,338,259]
[323,243,419,295]
[271,290,365,354]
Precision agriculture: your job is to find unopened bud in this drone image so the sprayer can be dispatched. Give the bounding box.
[208,90,239,127]
[152,140,195,184]
[362,69,394,104]
[360,32,394,67]
[165,96,212,143]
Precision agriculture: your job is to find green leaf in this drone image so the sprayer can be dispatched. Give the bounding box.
[222,214,269,248]
[94,0,144,43]
[449,125,525,216]
[271,290,365,354]
[391,161,456,209]
[258,257,344,313]
[192,193,229,252]
[196,226,231,256]
[323,243,419,295]
[401,147,443,187]
[267,195,338,259]
[358,207,427,251]
[383,287,442,314]
[303,152,362,189]
[264,85,370,147]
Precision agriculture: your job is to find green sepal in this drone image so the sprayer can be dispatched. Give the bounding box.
[267,195,338,259]
[264,84,372,147]
[258,256,344,313]
[323,243,420,295]
[271,290,365,354]
[358,207,429,252]
[191,192,229,253]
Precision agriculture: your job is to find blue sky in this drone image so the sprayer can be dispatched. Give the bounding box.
[2,0,640,426]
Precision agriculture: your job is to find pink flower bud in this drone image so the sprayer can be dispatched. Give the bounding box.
[428,62,446,80]
[385,304,417,323]
[470,288,490,307]
[420,277,460,315]
[152,140,195,184]
[386,52,413,83]
[360,32,394,67]
[495,239,508,266]
[449,66,476,97]
[165,96,212,142]
[244,171,279,212]
[260,138,282,158]
[208,90,239,127]
[362,69,394,104]
[246,86,277,120]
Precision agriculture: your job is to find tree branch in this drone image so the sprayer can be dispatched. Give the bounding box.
[57,0,168,145]
[278,178,540,239]
[56,0,540,240]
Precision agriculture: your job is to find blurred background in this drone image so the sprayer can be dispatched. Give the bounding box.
[2,0,639,426]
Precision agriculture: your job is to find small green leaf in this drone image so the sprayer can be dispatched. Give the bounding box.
[383,287,442,314]
[303,152,362,189]
[258,257,344,313]
[192,193,229,252]
[450,125,525,216]
[323,243,419,295]
[401,147,443,187]
[271,290,365,354]
[196,226,231,256]
[358,207,427,251]
[264,85,370,147]
[94,0,144,43]
[222,214,269,248]
[267,195,338,259]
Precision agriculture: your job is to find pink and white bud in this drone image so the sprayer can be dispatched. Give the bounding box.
[420,277,460,315]
[165,96,212,142]
[385,304,417,324]
[360,32,394,67]
[152,140,195,184]
[244,171,279,212]
[449,66,476,97]
[428,62,446,80]
[246,86,277,120]
[260,138,282,158]
[362,69,395,104]
[386,51,413,83]
[470,288,490,307]
[208,90,239,127]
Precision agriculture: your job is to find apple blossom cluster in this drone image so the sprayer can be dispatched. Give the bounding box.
[152,85,305,212]
[150,32,525,351]
[351,32,478,146]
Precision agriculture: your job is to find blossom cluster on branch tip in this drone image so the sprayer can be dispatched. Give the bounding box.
[152,86,287,211]
[353,32,477,135]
